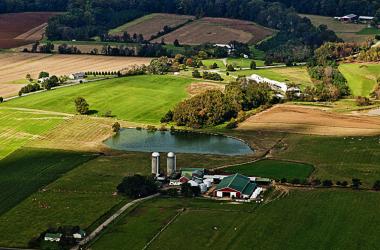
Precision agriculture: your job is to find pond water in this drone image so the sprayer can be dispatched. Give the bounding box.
[104,128,253,156]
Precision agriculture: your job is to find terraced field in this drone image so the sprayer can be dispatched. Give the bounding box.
[0,107,68,159]
[2,75,194,124]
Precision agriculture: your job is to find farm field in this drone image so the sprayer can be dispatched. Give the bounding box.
[109,13,195,41]
[0,107,68,159]
[0,12,59,49]
[0,83,26,98]
[339,63,380,97]
[300,14,371,42]
[0,53,151,86]
[238,104,380,136]
[91,190,380,250]
[223,159,314,181]
[231,67,313,88]
[2,75,194,124]
[227,57,265,67]
[0,147,96,218]
[152,17,274,45]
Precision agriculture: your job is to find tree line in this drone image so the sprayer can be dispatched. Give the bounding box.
[0,0,68,13]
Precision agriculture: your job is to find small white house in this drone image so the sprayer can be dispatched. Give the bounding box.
[44,233,62,242]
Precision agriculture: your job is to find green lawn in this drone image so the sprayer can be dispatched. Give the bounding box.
[0,148,96,217]
[202,59,226,69]
[357,27,380,35]
[0,152,151,247]
[339,63,380,96]
[108,14,156,35]
[2,75,194,124]
[274,134,380,187]
[0,108,66,159]
[224,159,314,181]
[231,66,313,88]
[91,190,380,250]
[227,57,265,68]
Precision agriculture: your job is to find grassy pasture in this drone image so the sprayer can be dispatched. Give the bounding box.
[202,59,226,69]
[274,134,380,187]
[227,57,265,68]
[0,153,151,247]
[223,159,314,181]
[0,108,67,159]
[0,148,96,217]
[91,190,380,250]
[339,63,380,97]
[3,75,194,124]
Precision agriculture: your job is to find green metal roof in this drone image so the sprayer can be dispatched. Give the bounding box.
[216,173,252,193]
[242,182,256,196]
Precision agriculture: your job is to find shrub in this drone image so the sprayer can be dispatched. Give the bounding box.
[226,64,235,71]
[112,122,121,133]
[341,181,348,187]
[280,178,287,183]
[0,97,3,103]
[192,70,202,78]
[167,188,179,197]
[226,119,238,129]
[322,180,333,187]
[352,178,362,189]
[373,180,380,191]
[356,96,372,106]
[291,178,300,185]
[38,71,49,78]
[250,60,257,70]
[159,125,167,131]
[147,125,157,131]
[311,179,321,186]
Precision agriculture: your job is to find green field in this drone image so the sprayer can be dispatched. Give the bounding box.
[0,152,152,247]
[227,57,265,68]
[231,66,313,88]
[274,134,380,187]
[3,75,194,124]
[0,108,67,159]
[357,27,380,35]
[202,59,226,69]
[109,14,156,35]
[0,148,96,217]
[339,63,380,97]
[91,190,380,250]
[224,159,314,181]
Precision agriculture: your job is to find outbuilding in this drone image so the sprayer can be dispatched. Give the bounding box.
[214,173,256,199]
[44,233,62,242]
[69,72,85,80]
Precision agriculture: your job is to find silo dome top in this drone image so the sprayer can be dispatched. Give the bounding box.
[152,152,160,157]
[167,152,175,157]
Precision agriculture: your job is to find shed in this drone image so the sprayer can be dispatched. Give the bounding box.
[73,229,86,239]
[44,233,62,242]
[69,72,85,80]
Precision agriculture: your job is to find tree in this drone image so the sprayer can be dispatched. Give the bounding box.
[38,71,49,79]
[352,178,362,189]
[117,175,158,198]
[192,70,201,78]
[112,122,121,133]
[322,180,333,187]
[250,60,257,70]
[161,110,174,123]
[74,97,89,115]
[373,180,380,191]
[173,39,180,47]
[0,97,3,103]
[226,64,235,71]
[26,73,32,82]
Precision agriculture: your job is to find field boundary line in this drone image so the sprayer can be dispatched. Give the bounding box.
[72,193,159,250]
[142,208,185,250]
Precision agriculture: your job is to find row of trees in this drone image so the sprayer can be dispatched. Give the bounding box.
[0,0,68,13]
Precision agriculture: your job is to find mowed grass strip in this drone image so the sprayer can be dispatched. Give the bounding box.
[0,148,97,217]
[0,108,67,159]
[339,63,380,97]
[91,190,380,250]
[3,75,193,124]
[0,152,151,247]
[223,159,314,181]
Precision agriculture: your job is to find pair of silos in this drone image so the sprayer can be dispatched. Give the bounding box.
[151,152,176,176]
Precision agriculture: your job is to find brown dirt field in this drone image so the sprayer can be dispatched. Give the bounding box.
[110,13,195,41]
[187,82,225,96]
[15,23,48,40]
[238,104,380,136]
[0,84,25,98]
[0,12,59,49]
[0,53,152,84]
[152,17,274,45]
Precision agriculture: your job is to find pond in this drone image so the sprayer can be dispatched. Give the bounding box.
[104,128,253,156]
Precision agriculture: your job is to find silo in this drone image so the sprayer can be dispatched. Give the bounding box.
[152,152,160,176]
[166,152,176,176]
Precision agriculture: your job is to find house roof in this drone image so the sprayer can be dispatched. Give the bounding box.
[45,233,62,239]
[342,14,357,19]
[216,173,253,193]
[359,16,374,20]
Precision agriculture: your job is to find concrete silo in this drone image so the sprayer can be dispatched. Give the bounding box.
[152,152,160,176]
[166,152,176,176]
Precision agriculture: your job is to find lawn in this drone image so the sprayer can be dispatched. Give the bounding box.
[223,159,314,181]
[202,59,226,69]
[0,107,67,159]
[357,27,380,35]
[227,57,265,68]
[339,63,380,96]
[274,134,380,187]
[0,148,96,217]
[0,152,151,247]
[90,190,380,250]
[231,66,313,88]
[2,75,194,124]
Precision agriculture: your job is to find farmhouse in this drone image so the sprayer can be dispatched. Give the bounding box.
[179,168,205,183]
[340,14,358,22]
[44,233,62,242]
[69,72,85,80]
[214,173,257,199]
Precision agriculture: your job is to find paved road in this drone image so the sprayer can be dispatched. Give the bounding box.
[72,194,160,250]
